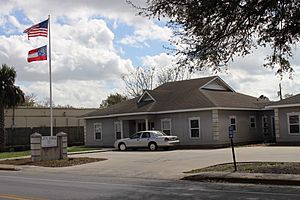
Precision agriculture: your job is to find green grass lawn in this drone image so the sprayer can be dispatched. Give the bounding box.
[67,146,101,153]
[0,151,30,159]
[0,146,102,159]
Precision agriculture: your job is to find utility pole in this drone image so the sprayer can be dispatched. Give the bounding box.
[278,83,282,100]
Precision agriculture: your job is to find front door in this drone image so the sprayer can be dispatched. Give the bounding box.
[137,121,155,131]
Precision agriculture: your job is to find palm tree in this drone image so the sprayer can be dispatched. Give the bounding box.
[0,64,25,151]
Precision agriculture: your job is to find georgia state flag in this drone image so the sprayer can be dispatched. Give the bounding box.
[27,45,47,63]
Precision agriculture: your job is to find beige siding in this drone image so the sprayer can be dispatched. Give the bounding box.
[218,110,263,144]
[277,107,300,142]
[4,107,96,128]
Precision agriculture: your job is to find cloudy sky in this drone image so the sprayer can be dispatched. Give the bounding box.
[1,0,300,108]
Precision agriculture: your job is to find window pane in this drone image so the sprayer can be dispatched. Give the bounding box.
[131,132,142,139]
[289,115,299,124]
[142,132,150,138]
[190,119,199,128]
[191,129,199,138]
[290,125,300,134]
[162,121,170,130]
[115,122,121,132]
[263,117,267,123]
[163,130,171,136]
[96,132,101,140]
[250,117,255,123]
[95,124,101,132]
[116,132,121,140]
[230,118,235,124]
[250,123,255,128]
[231,125,236,131]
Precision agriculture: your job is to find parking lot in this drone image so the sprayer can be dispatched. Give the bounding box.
[23,146,300,180]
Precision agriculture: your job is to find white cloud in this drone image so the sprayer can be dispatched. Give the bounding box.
[120,21,172,46]
[20,79,126,108]
[141,53,174,68]
[0,19,134,83]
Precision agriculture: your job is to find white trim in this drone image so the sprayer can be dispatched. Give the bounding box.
[287,112,300,135]
[83,107,261,119]
[161,118,172,135]
[114,120,123,140]
[200,76,235,92]
[249,115,256,128]
[229,115,237,132]
[137,91,156,103]
[267,103,300,109]
[189,117,201,139]
[94,123,102,141]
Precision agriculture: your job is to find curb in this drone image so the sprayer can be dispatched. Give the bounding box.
[0,164,20,171]
[182,172,300,186]
[68,148,114,155]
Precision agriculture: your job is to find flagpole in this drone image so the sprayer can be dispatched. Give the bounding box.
[48,14,53,136]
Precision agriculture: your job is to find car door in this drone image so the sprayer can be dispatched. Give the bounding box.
[140,132,151,147]
[126,132,142,147]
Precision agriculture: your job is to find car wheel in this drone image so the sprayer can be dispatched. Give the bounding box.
[148,142,157,151]
[118,143,127,151]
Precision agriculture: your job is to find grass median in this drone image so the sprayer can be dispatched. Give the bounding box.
[184,162,300,174]
[0,146,102,159]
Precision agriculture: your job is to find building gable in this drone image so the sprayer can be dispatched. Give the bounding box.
[137,91,156,104]
[201,77,235,92]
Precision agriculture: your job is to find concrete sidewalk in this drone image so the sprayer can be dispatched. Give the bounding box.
[183,172,300,186]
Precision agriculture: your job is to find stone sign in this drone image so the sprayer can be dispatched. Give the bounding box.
[41,136,57,148]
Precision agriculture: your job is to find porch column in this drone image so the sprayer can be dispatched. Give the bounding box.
[145,118,149,131]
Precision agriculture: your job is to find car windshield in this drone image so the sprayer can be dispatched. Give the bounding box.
[152,131,167,136]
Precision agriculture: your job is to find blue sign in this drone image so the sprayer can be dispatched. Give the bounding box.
[228,126,234,138]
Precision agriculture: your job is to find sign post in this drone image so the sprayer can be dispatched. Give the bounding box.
[228,126,237,172]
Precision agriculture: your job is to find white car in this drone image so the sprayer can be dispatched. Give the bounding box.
[114,130,180,151]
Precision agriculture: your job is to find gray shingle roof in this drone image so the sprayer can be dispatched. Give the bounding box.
[269,94,300,107]
[84,76,263,118]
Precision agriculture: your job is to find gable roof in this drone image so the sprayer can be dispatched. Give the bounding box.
[267,94,300,108]
[84,76,263,118]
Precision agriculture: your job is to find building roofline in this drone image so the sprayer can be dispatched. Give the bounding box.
[83,107,262,119]
[266,103,300,109]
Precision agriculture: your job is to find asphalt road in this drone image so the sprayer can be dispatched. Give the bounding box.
[1,171,300,200]
[31,146,300,180]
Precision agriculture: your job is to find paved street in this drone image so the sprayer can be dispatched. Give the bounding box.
[20,146,300,180]
[1,170,300,200]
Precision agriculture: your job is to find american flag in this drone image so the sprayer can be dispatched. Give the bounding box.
[24,19,48,39]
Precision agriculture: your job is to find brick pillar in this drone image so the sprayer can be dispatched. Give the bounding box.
[212,109,219,141]
[30,132,41,162]
[274,109,280,138]
[57,132,68,159]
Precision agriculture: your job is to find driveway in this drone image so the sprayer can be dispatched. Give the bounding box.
[21,146,300,180]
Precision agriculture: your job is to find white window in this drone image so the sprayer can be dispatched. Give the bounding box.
[250,116,256,128]
[229,116,237,132]
[189,117,200,138]
[262,116,268,133]
[114,121,123,140]
[288,113,300,135]
[94,123,102,141]
[161,119,171,135]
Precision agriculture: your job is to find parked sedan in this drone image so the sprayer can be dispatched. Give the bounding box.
[114,130,180,151]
